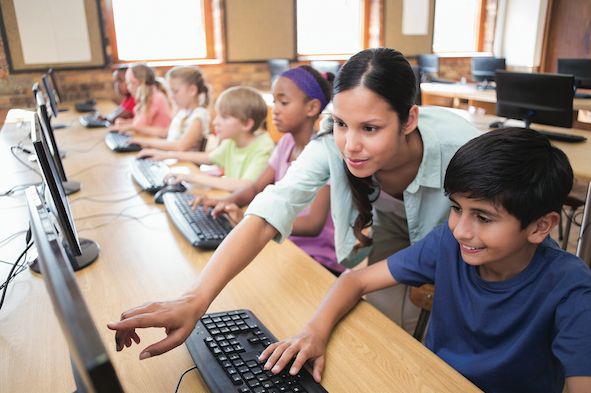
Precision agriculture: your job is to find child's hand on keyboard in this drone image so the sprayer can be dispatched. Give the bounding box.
[190,195,221,211]
[107,294,207,359]
[258,326,328,383]
[215,202,243,226]
[138,148,171,161]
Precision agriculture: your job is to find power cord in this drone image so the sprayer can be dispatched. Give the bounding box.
[0,228,34,312]
[70,190,142,204]
[75,204,165,232]
[62,137,105,154]
[1,182,42,197]
[10,145,41,177]
[173,366,198,393]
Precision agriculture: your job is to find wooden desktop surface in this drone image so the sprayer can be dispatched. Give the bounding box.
[0,103,481,392]
[421,82,591,112]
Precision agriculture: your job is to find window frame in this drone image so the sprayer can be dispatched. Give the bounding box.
[432,0,496,57]
[103,0,219,65]
[295,0,372,60]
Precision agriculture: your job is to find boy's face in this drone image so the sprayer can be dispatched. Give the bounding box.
[213,112,249,141]
[448,193,538,279]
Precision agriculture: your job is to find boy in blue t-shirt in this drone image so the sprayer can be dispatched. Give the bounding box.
[259,128,591,393]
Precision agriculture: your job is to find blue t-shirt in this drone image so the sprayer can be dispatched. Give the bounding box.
[388,224,591,393]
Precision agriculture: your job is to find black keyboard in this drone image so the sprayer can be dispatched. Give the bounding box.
[185,309,328,393]
[130,158,169,194]
[104,131,141,152]
[536,130,587,143]
[163,192,233,249]
[80,115,110,128]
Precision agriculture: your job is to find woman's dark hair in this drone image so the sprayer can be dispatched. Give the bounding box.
[334,48,417,249]
[445,127,573,228]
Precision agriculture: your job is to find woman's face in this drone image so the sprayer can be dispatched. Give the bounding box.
[332,86,407,178]
[125,68,140,96]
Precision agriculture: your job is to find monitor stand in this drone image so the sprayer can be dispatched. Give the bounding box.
[30,238,100,273]
[63,180,81,195]
[52,123,68,130]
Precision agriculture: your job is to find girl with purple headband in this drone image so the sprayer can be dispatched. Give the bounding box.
[109,48,479,362]
[191,65,342,275]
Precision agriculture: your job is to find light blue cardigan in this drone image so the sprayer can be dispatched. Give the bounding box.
[246,106,480,267]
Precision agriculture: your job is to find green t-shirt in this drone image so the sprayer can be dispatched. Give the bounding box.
[209,133,275,180]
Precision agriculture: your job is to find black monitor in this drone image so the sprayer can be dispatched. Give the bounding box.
[24,186,124,393]
[417,54,439,76]
[267,59,290,84]
[48,68,64,103]
[42,73,60,118]
[495,70,575,129]
[35,90,81,195]
[30,114,99,272]
[472,57,506,88]
[557,58,591,97]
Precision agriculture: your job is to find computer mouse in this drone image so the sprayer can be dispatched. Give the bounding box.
[489,120,505,129]
[153,183,187,204]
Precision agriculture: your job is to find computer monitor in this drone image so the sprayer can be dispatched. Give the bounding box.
[267,59,290,84]
[557,58,591,97]
[30,114,99,272]
[495,70,575,129]
[417,54,439,79]
[48,68,64,103]
[472,57,506,88]
[42,73,60,119]
[35,90,81,195]
[24,186,124,393]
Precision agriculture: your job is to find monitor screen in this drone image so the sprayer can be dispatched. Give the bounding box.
[495,70,575,129]
[472,57,506,82]
[417,54,439,75]
[42,73,60,118]
[557,58,591,89]
[35,90,68,182]
[48,68,63,102]
[24,186,125,393]
[268,59,290,84]
[31,114,82,257]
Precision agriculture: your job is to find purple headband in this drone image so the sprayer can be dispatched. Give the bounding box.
[281,68,329,111]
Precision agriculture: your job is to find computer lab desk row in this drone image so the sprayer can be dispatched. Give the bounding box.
[0,104,480,392]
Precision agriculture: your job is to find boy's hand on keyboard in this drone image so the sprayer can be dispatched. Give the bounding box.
[258,327,328,383]
[107,294,206,359]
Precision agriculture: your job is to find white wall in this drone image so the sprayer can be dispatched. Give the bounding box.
[497,0,548,68]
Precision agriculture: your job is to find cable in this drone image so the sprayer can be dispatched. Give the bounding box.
[9,145,41,177]
[68,162,126,178]
[70,190,142,204]
[173,366,197,393]
[75,204,165,232]
[63,137,105,153]
[0,230,28,247]
[0,182,42,197]
[0,240,34,312]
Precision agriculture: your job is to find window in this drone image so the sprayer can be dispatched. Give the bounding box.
[105,0,217,63]
[296,0,365,57]
[432,0,487,54]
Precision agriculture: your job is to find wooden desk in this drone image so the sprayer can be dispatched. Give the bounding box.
[0,103,481,392]
[421,82,591,116]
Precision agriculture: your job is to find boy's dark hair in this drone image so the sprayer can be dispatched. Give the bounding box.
[444,127,573,228]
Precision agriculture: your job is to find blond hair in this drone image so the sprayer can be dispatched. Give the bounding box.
[130,63,170,114]
[166,66,210,107]
[215,86,267,133]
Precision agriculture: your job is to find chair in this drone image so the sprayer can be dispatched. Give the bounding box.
[409,284,434,341]
[559,179,588,250]
[310,60,341,76]
[267,59,290,84]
